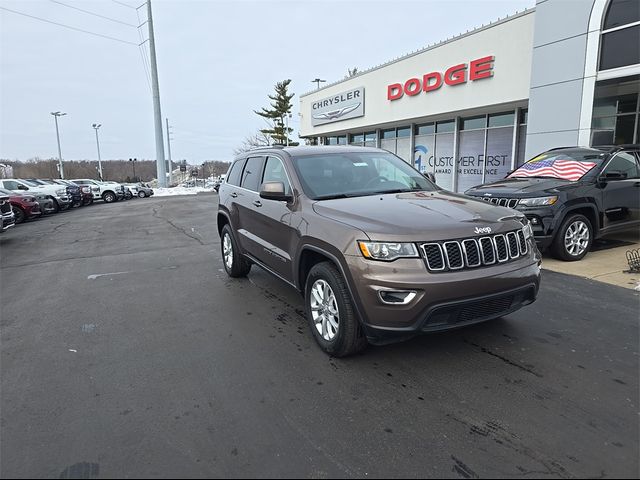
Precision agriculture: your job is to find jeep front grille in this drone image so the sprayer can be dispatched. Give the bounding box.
[481,197,519,208]
[420,228,529,272]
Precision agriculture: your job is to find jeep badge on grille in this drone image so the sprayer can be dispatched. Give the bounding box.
[474,227,492,235]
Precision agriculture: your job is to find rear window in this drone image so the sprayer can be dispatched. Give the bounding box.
[226,159,245,186]
[509,149,606,182]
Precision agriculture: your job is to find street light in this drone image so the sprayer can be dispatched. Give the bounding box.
[51,111,67,179]
[92,123,103,180]
[129,158,137,182]
[312,78,326,89]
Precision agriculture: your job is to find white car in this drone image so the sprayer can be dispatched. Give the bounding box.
[0,178,71,212]
[71,179,124,203]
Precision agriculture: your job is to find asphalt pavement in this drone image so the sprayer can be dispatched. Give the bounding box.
[1,194,638,479]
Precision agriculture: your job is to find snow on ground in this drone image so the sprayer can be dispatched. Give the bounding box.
[153,187,215,197]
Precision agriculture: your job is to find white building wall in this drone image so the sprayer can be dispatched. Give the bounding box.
[300,11,535,137]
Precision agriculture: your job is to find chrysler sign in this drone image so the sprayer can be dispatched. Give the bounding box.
[387,56,495,101]
[311,87,365,126]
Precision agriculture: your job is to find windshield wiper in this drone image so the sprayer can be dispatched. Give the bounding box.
[315,193,361,200]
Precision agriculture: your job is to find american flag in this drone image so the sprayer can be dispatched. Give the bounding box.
[510,157,597,181]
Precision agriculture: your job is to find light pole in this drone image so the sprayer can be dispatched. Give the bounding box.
[129,158,137,182]
[51,111,66,179]
[285,113,292,146]
[92,123,103,180]
[312,78,326,90]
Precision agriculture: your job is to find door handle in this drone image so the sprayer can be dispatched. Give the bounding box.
[253,200,262,207]
[230,192,238,198]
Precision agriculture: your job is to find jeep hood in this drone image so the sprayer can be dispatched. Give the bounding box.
[312,190,525,242]
[465,177,575,196]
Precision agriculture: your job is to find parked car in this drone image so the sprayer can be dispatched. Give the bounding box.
[0,188,42,224]
[134,184,153,198]
[70,179,123,203]
[27,178,83,208]
[0,179,71,212]
[0,193,16,231]
[101,181,127,201]
[56,180,93,206]
[218,146,540,356]
[465,145,640,261]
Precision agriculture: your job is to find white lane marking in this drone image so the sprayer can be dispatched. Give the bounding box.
[87,271,130,280]
[69,349,77,353]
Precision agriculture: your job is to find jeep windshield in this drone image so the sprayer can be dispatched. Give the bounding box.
[292,151,437,200]
[509,149,606,181]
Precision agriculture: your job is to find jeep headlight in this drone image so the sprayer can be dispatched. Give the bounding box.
[358,241,419,261]
[55,188,66,195]
[518,196,558,207]
[523,223,534,240]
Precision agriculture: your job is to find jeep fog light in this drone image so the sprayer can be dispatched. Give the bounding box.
[378,290,417,305]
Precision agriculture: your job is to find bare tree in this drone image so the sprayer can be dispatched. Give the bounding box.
[233,131,271,156]
[346,67,358,78]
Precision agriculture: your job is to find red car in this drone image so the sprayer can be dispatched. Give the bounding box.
[0,188,42,224]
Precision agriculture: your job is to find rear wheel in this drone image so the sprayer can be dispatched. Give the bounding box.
[103,191,116,203]
[50,199,60,214]
[221,224,251,277]
[305,262,367,357]
[13,206,25,224]
[551,214,593,261]
[138,191,146,198]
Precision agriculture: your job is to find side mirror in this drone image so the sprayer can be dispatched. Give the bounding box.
[260,181,292,201]
[423,172,437,184]
[17,184,28,190]
[599,171,627,182]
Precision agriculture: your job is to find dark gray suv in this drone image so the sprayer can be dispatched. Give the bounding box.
[218,146,541,356]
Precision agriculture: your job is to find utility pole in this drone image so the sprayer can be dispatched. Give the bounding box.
[92,123,103,180]
[146,0,167,187]
[165,118,172,185]
[51,111,66,179]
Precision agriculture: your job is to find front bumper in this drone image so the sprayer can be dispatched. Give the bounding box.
[344,248,541,345]
[1,211,16,230]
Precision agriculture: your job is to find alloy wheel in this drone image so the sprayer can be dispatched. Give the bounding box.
[310,279,339,341]
[223,233,233,270]
[564,220,590,256]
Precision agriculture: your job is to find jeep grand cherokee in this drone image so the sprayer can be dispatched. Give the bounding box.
[218,146,541,356]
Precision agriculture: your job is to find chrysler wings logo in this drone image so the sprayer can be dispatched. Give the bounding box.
[312,102,361,120]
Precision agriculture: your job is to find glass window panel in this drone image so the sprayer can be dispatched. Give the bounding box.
[592,116,617,129]
[434,132,454,190]
[617,93,639,113]
[364,131,377,142]
[364,141,376,148]
[604,0,640,29]
[414,135,435,174]
[614,114,637,144]
[337,135,347,145]
[327,137,338,145]
[461,115,486,130]
[415,123,435,135]
[457,130,486,192]
[604,152,640,178]
[593,96,619,117]
[519,109,528,125]
[600,26,640,70]
[436,120,455,133]
[381,129,396,139]
[516,125,527,166]
[488,112,515,128]
[396,137,411,162]
[226,159,245,186]
[485,127,514,185]
[240,157,264,191]
[380,138,396,154]
[396,126,411,138]
[350,133,364,144]
[263,156,291,194]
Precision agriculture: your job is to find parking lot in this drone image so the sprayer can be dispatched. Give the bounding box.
[1,193,638,478]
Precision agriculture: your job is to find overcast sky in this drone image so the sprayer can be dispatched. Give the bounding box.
[0,0,535,164]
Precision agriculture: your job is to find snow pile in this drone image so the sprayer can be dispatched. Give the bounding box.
[153,186,215,197]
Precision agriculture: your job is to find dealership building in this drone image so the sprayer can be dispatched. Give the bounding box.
[299,0,640,192]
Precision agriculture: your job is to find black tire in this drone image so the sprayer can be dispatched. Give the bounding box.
[82,197,92,206]
[138,191,146,198]
[103,191,116,203]
[304,262,367,357]
[551,213,593,261]
[13,206,25,224]
[50,199,60,214]
[220,224,251,277]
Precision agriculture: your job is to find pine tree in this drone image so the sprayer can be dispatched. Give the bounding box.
[254,79,299,146]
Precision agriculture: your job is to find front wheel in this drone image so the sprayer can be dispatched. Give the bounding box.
[13,206,25,224]
[220,224,251,277]
[138,191,146,198]
[103,191,116,203]
[305,262,367,357]
[551,214,593,261]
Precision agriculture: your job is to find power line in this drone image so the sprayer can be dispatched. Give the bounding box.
[136,8,152,93]
[111,0,136,9]
[48,0,137,27]
[0,6,138,46]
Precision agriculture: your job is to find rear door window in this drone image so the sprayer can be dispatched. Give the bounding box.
[226,159,245,186]
[241,157,265,192]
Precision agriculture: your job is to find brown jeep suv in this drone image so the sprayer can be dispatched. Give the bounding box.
[218,146,541,356]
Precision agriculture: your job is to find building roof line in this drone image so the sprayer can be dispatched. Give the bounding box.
[300,7,535,98]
